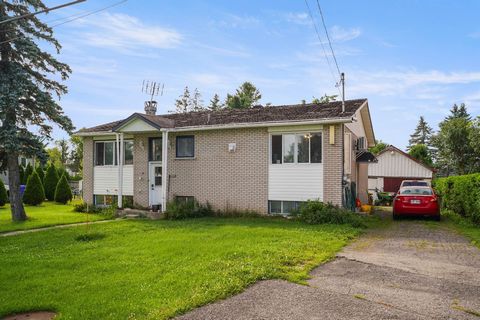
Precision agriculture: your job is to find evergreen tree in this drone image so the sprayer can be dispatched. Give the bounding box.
[19,165,25,185]
[24,163,33,183]
[23,171,45,206]
[44,164,59,201]
[408,144,433,167]
[312,94,338,104]
[0,1,74,221]
[0,178,7,207]
[408,116,433,150]
[226,82,262,109]
[174,86,192,113]
[446,103,471,121]
[54,174,72,204]
[56,139,69,167]
[209,94,223,111]
[191,88,205,111]
[35,165,45,183]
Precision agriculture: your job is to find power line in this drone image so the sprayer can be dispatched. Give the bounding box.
[0,0,128,46]
[315,0,341,76]
[303,0,341,96]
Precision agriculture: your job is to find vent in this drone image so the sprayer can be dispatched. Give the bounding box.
[356,137,366,150]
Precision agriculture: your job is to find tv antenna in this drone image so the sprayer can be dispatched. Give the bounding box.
[142,80,164,115]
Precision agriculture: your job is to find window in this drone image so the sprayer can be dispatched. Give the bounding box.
[176,135,195,158]
[94,194,117,206]
[154,166,162,186]
[175,196,194,204]
[268,200,303,215]
[95,141,116,166]
[149,138,162,161]
[124,141,134,165]
[271,133,322,164]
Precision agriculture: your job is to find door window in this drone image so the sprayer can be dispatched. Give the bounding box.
[154,166,162,186]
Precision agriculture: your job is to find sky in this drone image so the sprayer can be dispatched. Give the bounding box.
[40,0,480,149]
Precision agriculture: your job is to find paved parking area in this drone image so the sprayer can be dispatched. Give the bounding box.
[179,216,480,319]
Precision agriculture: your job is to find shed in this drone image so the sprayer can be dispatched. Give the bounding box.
[368,145,434,193]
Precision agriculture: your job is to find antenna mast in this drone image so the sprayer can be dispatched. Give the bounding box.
[141,80,164,115]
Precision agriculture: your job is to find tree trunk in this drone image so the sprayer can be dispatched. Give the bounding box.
[8,152,27,221]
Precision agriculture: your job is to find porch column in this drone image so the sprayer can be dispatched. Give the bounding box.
[161,130,168,212]
[117,133,124,208]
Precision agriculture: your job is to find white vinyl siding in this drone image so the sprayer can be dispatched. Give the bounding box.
[368,150,433,178]
[93,166,134,195]
[268,164,323,201]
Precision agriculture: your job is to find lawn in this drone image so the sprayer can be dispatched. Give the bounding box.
[0,218,361,319]
[0,201,107,233]
[443,210,480,249]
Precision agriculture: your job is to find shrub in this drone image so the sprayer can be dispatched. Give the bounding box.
[73,202,102,214]
[35,166,45,183]
[44,164,59,201]
[23,171,45,206]
[54,174,73,204]
[19,165,25,185]
[434,173,480,224]
[24,163,33,183]
[295,200,366,228]
[164,199,213,220]
[0,179,8,207]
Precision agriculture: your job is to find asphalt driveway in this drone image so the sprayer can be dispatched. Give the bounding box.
[178,214,480,319]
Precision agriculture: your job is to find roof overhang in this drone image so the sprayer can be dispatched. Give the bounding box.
[357,101,376,148]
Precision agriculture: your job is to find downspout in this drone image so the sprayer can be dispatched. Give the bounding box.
[161,130,169,212]
[116,133,121,208]
[119,133,124,209]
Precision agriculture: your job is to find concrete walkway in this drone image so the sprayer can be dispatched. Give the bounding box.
[178,215,480,319]
[0,219,120,237]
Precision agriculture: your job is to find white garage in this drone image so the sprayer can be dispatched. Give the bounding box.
[368,145,434,193]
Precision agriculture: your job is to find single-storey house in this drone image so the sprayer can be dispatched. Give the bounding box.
[368,145,434,194]
[75,98,376,214]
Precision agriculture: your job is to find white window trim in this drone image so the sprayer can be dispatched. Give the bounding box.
[95,140,134,167]
[269,131,323,165]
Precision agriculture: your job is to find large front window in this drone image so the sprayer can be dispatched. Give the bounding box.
[95,141,133,166]
[271,133,322,164]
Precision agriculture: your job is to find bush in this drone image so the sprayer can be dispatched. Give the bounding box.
[24,163,33,183]
[44,164,59,201]
[294,200,366,228]
[23,171,45,206]
[54,174,73,204]
[19,165,25,185]
[0,179,8,207]
[73,202,102,214]
[164,199,213,220]
[434,173,480,224]
[35,166,45,183]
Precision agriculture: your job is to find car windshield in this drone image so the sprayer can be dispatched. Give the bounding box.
[402,181,428,187]
[399,188,433,195]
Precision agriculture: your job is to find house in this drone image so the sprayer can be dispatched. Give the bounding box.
[75,98,376,214]
[368,145,434,194]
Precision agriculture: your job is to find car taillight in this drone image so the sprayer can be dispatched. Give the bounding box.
[429,197,437,203]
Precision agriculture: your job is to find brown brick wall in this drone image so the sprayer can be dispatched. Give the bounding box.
[82,137,94,204]
[323,124,344,206]
[167,128,269,213]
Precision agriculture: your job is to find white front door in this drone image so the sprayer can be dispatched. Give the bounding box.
[149,163,163,206]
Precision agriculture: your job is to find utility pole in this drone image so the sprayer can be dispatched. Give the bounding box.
[0,0,86,25]
[341,72,345,113]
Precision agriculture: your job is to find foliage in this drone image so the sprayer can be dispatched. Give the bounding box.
[35,165,45,182]
[312,94,338,104]
[209,93,224,111]
[434,174,480,224]
[56,139,69,166]
[226,82,262,109]
[0,218,359,319]
[54,174,73,204]
[408,144,433,166]
[19,165,25,185]
[0,178,7,207]
[0,0,74,221]
[442,209,480,249]
[44,164,59,201]
[191,88,204,111]
[69,135,83,174]
[369,140,389,155]
[293,200,366,228]
[24,163,33,183]
[22,171,45,206]
[46,146,63,168]
[57,166,69,180]
[164,199,213,220]
[408,116,433,150]
[174,86,191,113]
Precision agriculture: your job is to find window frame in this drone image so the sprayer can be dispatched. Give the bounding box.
[270,132,322,165]
[124,140,134,165]
[268,200,303,215]
[175,135,195,159]
[94,140,134,166]
[148,137,162,162]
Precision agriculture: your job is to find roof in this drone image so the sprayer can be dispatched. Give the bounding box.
[377,145,435,172]
[356,150,378,163]
[77,98,367,134]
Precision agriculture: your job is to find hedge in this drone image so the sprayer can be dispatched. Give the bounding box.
[44,164,59,201]
[434,173,480,224]
[54,174,73,204]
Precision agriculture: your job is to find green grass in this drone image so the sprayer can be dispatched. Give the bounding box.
[0,218,360,319]
[443,210,480,248]
[0,201,107,233]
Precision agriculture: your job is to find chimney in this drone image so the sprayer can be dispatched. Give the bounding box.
[144,100,157,115]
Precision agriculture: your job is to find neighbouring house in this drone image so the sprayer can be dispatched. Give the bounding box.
[0,156,35,191]
[75,98,376,214]
[368,145,434,194]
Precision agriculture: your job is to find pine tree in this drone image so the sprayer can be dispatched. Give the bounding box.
[24,163,33,183]
[209,94,223,111]
[174,86,191,113]
[35,165,45,183]
[226,82,262,109]
[0,1,74,221]
[408,116,433,150]
[446,103,471,121]
[54,174,72,204]
[19,165,25,185]
[0,178,7,207]
[191,88,205,111]
[44,164,59,201]
[23,171,45,206]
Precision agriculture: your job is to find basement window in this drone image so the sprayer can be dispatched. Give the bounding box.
[268,200,303,215]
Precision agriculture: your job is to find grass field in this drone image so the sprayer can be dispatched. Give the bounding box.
[0,201,107,233]
[0,217,361,319]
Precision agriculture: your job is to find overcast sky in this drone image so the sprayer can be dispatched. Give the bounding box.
[43,0,480,149]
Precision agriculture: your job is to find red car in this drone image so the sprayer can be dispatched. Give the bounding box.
[393,186,440,221]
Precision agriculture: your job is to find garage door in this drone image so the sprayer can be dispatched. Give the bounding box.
[383,177,427,193]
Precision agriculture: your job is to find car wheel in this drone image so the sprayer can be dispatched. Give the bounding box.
[393,213,400,220]
[433,215,441,222]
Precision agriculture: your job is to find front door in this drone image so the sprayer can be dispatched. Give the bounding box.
[149,163,162,207]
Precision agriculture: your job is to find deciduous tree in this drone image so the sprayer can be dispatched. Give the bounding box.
[226,82,261,109]
[408,144,433,167]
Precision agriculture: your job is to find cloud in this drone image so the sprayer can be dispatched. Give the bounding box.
[284,12,311,25]
[468,31,480,39]
[74,12,183,52]
[330,26,361,42]
[211,14,261,29]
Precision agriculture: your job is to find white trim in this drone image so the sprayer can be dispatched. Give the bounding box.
[269,131,323,165]
[161,131,168,212]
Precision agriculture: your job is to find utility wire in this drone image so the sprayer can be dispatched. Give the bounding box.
[0,0,128,45]
[315,0,341,76]
[304,0,341,96]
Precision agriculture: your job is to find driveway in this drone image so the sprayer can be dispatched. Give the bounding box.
[178,214,480,319]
